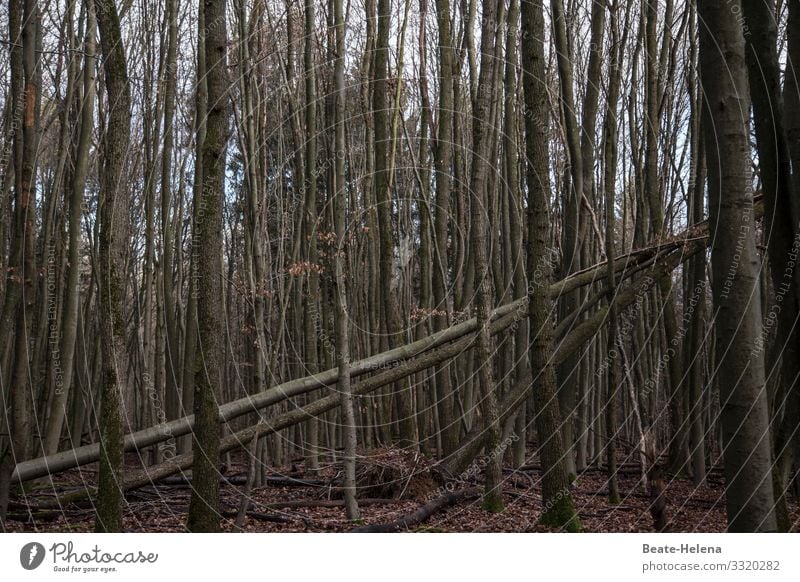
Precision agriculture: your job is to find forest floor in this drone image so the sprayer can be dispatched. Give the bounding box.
[6,448,799,533]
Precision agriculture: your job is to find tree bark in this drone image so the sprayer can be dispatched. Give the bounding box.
[187,0,229,533]
[94,0,132,533]
[741,0,800,532]
[333,0,359,521]
[521,0,580,531]
[470,0,504,513]
[0,0,38,526]
[432,0,458,458]
[698,0,777,532]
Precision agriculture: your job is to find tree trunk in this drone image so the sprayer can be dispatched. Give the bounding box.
[432,0,458,459]
[602,0,623,505]
[94,0,132,533]
[521,0,580,531]
[333,0,359,521]
[187,0,228,533]
[741,0,800,532]
[551,0,583,480]
[160,0,182,433]
[43,1,96,456]
[685,4,708,488]
[469,0,504,513]
[698,0,777,532]
[0,0,38,526]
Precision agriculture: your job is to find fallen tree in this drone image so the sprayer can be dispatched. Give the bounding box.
[13,234,682,484]
[29,232,713,509]
[350,488,481,532]
[435,238,701,479]
[20,194,759,498]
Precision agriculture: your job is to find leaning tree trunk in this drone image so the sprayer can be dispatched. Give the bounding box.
[697,0,777,533]
[94,0,132,533]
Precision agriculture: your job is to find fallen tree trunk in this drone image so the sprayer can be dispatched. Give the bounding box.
[32,243,705,508]
[38,310,524,506]
[14,216,726,486]
[435,238,707,479]
[155,475,330,488]
[261,498,400,509]
[19,267,566,485]
[350,488,480,532]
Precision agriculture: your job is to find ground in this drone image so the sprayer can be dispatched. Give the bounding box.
[5,450,799,533]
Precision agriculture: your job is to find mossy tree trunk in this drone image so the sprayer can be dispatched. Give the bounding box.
[521,0,580,532]
[94,0,132,533]
[187,0,228,533]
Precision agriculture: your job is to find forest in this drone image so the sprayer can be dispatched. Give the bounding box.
[0,0,797,534]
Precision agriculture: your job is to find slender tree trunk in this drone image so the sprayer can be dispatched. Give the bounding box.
[469,0,504,513]
[43,2,97,456]
[187,0,228,533]
[181,0,207,457]
[0,0,38,526]
[94,0,131,533]
[161,0,181,432]
[602,0,623,505]
[551,0,583,480]
[686,6,708,487]
[333,0,358,520]
[503,0,530,469]
[432,0,458,459]
[302,0,322,473]
[521,0,580,531]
